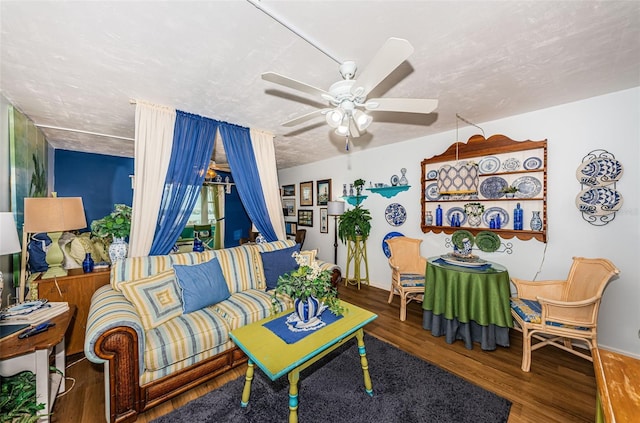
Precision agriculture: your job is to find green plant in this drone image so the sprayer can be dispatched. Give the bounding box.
[29,154,47,197]
[501,185,519,194]
[91,204,132,241]
[0,371,48,422]
[353,178,366,195]
[337,205,372,243]
[271,252,343,315]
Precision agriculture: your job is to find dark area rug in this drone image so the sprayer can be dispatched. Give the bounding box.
[153,334,511,422]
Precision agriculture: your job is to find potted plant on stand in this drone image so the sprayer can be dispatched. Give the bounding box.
[91,204,132,263]
[271,252,344,323]
[338,203,372,288]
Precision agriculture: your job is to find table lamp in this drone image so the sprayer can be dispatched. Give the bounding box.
[0,212,21,305]
[23,197,87,281]
[327,201,345,264]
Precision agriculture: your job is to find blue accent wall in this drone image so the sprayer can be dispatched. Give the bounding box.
[54,150,134,230]
[54,149,250,247]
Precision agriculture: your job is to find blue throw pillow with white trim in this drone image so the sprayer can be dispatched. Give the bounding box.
[260,244,301,290]
[173,257,231,313]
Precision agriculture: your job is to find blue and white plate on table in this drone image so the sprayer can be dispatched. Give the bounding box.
[479,176,508,199]
[478,156,501,174]
[382,231,405,258]
[523,156,542,170]
[425,183,440,201]
[446,207,468,226]
[482,207,509,227]
[385,203,407,226]
[513,176,542,198]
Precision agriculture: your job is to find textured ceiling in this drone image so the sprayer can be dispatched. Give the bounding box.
[1,1,639,169]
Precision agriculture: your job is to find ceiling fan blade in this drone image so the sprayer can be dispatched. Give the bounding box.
[262,72,330,98]
[365,98,438,114]
[281,108,331,127]
[348,117,362,138]
[351,38,414,98]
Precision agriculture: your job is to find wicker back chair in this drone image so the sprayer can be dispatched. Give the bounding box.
[510,257,619,372]
[386,237,427,321]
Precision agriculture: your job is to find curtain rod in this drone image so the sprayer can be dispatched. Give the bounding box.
[35,124,134,141]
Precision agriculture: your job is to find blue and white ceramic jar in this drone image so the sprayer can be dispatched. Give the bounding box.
[294,296,323,323]
[109,237,128,263]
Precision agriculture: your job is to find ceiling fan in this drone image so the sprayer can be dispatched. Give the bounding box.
[261,37,438,140]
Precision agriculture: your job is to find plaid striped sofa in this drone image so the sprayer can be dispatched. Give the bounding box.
[85,240,341,423]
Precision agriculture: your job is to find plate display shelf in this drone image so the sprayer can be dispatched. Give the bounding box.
[366,185,410,198]
[421,134,548,243]
[341,195,368,206]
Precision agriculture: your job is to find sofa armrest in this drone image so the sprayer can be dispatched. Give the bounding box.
[85,284,146,375]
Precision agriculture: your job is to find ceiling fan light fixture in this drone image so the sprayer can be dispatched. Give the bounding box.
[353,110,372,131]
[326,109,344,128]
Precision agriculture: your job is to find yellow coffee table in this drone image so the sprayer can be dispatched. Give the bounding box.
[229,300,378,423]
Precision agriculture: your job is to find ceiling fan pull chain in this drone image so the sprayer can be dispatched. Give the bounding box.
[345,136,350,151]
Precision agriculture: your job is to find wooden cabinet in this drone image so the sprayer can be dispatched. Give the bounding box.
[421,134,547,242]
[36,269,110,356]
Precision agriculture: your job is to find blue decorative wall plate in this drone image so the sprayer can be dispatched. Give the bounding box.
[385,203,407,226]
[382,231,405,258]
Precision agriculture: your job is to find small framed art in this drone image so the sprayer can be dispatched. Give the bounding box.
[286,221,297,236]
[316,179,331,206]
[319,208,328,233]
[298,209,313,227]
[300,181,313,206]
[282,184,295,197]
[282,198,296,216]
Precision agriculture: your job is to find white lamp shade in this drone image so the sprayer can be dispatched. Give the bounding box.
[23,197,87,233]
[327,201,345,216]
[0,212,21,255]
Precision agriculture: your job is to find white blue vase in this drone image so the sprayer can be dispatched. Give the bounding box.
[294,296,323,323]
[109,237,128,263]
[530,211,543,231]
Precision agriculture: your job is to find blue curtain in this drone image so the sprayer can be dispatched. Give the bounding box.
[219,123,278,241]
[150,111,219,255]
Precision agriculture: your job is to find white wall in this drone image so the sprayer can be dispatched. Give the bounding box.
[278,87,640,357]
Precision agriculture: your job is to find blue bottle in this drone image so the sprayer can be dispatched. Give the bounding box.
[495,213,502,229]
[82,253,94,273]
[489,216,496,229]
[435,205,443,226]
[514,203,523,230]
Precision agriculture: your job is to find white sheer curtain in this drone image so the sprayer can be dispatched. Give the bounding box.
[249,129,286,239]
[129,101,176,257]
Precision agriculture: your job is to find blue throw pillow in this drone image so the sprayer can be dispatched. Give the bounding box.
[173,258,231,313]
[261,244,301,290]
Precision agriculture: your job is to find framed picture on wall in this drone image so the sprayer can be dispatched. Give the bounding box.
[283,198,296,216]
[300,181,313,206]
[316,179,331,206]
[319,208,328,233]
[282,184,295,197]
[298,209,313,227]
[286,222,297,236]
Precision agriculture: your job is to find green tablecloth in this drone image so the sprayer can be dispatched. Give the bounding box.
[422,256,512,350]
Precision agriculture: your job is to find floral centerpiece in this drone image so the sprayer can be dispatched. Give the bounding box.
[91,204,132,263]
[271,252,343,320]
[463,202,485,227]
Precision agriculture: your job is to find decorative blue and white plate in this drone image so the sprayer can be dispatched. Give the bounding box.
[446,207,468,226]
[382,231,405,258]
[575,187,623,215]
[576,157,623,187]
[385,203,407,226]
[502,158,521,171]
[427,170,438,180]
[513,176,542,198]
[425,183,440,201]
[390,175,400,186]
[479,176,508,199]
[482,207,510,227]
[523,156,542,170]
[478,156,501,174]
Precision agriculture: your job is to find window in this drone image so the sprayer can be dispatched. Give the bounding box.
[187,185,217,226]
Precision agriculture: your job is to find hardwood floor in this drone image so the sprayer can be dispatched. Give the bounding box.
[53,284,597,422]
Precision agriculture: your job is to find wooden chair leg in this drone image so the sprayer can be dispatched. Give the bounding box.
[521,326,532,372]
[400,293,407,321]
[387,287,395,304]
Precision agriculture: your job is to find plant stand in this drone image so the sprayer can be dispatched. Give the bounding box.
[345,236,369,289]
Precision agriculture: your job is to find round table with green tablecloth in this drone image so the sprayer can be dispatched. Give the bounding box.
[422,256,512,350]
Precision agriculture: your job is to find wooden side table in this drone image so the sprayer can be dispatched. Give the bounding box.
[593,347,640,422]
[36,268,110,355]
[0,306,76,422]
